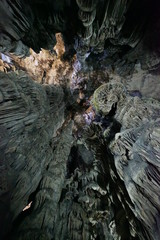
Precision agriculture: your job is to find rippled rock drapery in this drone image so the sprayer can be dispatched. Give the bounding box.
[0,0,160,240]
[0,71,66,239]
[11,121,73,240]
[0,0,153,61]
[0,0,77,57]
[92,81,160,240]
[2,69,160,239]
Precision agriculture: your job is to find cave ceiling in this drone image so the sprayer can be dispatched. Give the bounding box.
[0,0,160,240]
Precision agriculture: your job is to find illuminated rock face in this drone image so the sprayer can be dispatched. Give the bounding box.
[0,71,67,237]
[0,1,160,240]
[92,82,160,240]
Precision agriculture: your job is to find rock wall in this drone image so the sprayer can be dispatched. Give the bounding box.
[0,71,65,239]
[92,81,160,239]
[0,1,160,240]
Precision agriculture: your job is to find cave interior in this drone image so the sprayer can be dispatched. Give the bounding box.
[0,0,160,240]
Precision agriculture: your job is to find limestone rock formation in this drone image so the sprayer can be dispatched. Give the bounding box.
[0,71,65,239]
[92,81,160,239]
[0,1,160,240]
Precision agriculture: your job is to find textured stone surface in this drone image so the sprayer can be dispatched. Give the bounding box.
[0,71,65,239]
[12,121,73,240]
[92,81,160,239]
[0,1,160,240]
[0,0,155,61]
